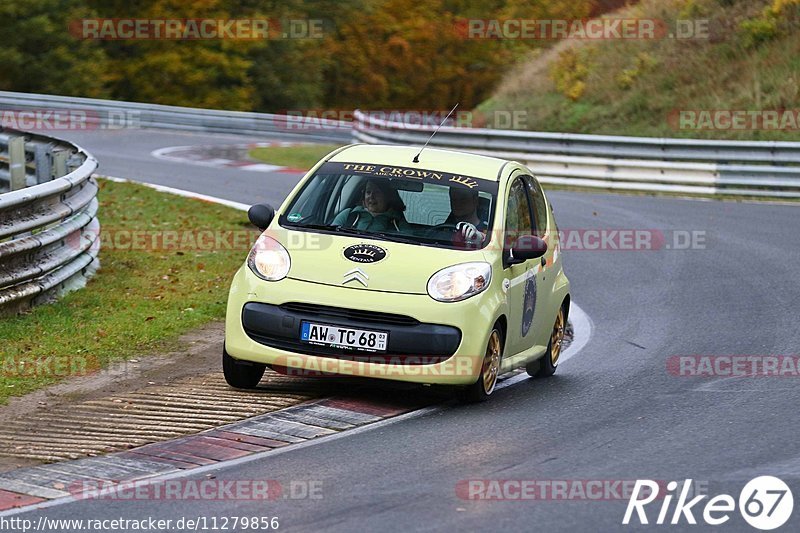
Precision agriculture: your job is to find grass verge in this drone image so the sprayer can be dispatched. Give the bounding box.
[0,178,255,404]
[249,144,343,169]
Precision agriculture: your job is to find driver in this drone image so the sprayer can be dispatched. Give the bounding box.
[445,187,487,244]
[332,178,409,232]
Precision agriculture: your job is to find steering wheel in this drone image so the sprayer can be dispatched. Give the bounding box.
[425,223,461,239]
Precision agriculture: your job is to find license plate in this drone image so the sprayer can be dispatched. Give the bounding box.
[300,321,388,352]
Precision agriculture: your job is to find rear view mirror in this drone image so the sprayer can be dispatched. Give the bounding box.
[391,179,424,192]
[248,204,275,230]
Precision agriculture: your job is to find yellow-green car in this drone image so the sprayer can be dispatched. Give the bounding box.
[224,144,570,401]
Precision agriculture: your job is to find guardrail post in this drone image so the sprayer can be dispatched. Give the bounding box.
[8,136,26,190]
[67,153,84,174]
[52,150,68,178]
[34,143,52,184]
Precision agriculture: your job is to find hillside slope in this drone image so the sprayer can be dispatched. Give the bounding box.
[477,0,800,140]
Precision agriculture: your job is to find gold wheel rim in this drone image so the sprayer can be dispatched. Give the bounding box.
[550,308,565,366]
[482,330,501,395]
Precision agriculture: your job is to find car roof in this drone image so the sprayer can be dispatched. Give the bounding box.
[328,144,514,182]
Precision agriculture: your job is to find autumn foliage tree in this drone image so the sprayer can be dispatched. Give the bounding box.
[0,0,111,97]
[85,0,255,109]
[1,0,605,111]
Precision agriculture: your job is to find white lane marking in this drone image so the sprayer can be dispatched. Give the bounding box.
[150,145,194,160]
[151,144,294,173]
[240,163,287,172]
[197,158,235,166]
[561,302,592,365]
[152,146,238,166]
[0,302,592,518]
[100,176,249,211]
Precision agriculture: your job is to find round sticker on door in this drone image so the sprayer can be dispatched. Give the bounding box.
[343,244,387,264]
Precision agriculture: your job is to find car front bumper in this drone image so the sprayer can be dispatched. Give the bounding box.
[224,266,504,385]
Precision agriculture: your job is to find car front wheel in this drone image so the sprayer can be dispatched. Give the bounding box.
[458,327,503,403]
[222,345,266,389]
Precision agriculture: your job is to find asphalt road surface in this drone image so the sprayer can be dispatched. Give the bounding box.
[58,128,309,206]
[15,129,800,532]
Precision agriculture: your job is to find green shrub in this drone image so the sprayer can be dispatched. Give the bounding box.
[617,53,658,90]
[739,15,780,48]
[549,47,596,101]
[738,0,799,49]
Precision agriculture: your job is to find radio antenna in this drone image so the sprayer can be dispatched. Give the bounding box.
[412,103,459,163]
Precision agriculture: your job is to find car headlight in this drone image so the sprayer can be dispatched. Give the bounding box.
[247,234,290,281]
[427,262,492,302]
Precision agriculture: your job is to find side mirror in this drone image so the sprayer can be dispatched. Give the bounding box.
[248,204,275,230]
[505,235,547,267]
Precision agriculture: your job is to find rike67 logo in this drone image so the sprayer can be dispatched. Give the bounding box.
[623,476,794,530]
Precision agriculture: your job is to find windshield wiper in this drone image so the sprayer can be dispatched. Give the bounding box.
[284,222,380,239]
[332,227,411,243]
[284,222,337,231]
[373,232,421,245]
[285,222,424,245]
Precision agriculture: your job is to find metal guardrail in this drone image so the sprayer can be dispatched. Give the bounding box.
[353,111,800,198]
[0,128,100,315]
[0,91,352,143]
[3,92,798,198]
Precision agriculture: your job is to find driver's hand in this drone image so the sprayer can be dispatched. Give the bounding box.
[456,222,484,244]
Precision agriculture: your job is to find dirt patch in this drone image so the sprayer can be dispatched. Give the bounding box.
[0,321,226,472]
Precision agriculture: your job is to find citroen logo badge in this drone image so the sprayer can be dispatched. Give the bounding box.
[342,268,369,287]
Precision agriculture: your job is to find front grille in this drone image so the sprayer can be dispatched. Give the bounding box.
[243,332,452,364]
[280,302,419,327]
[242,302,460,364]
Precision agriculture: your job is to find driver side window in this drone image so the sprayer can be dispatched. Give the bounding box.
[505,177,533,248]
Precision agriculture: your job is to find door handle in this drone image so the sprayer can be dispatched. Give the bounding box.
[540,257,546,268]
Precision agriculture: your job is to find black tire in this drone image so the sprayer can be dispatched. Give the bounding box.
[457,327,503,403]
[526,305,565,378]
[222,346,266,389]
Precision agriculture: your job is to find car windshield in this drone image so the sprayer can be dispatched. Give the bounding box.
[279,161,497,250]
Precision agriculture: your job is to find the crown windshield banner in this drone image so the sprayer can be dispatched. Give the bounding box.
[316,162,499,194]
